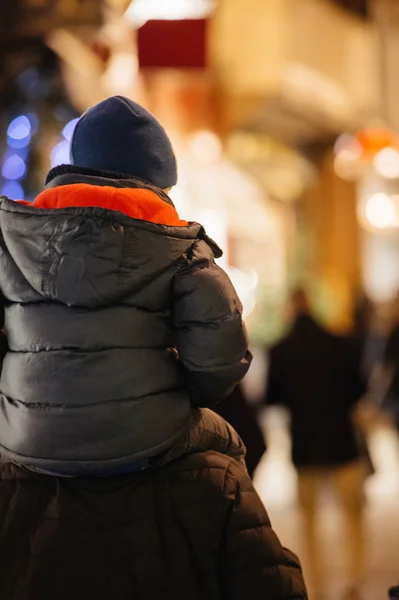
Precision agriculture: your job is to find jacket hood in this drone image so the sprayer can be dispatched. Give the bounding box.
[0,172,220,308]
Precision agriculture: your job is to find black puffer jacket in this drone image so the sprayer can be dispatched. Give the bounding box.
[0,451,308,600]
[0,167,251,474]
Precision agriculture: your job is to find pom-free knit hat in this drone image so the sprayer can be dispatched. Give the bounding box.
[70,96,177,189]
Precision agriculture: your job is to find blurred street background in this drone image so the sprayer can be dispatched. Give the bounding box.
[2,1,399,598]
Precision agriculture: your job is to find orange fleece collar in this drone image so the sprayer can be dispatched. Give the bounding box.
[18,183,188,227]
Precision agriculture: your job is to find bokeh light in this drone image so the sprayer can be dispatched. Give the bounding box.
[7,116,31,141]
[0,181,25,200]
[334,148,362,181]
[126,0,216,25]
[363,193,398,230]
[333,133,363,182]
[2,155,27,180]
[334,133,362,156]
[27,113,39,134]
[7,134,31,150]
[51,140,70,168]
[62,118,79,142]
[189,131,222,163]
[373,147,399,179]
[4,146,29,161]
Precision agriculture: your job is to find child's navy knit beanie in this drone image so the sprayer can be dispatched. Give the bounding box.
[70,96,177,189]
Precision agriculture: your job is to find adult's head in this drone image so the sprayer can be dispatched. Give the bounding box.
[70,96,177,190]
[287,288,311,322]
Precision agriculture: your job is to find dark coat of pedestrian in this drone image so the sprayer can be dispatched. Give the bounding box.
[265,304,364,469]
[264,291,367,596]
[381,323,399,429]
[389,585,399,599]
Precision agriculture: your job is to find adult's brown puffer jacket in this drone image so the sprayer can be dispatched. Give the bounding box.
[0,451,308,600]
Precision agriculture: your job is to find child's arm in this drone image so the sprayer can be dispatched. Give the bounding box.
[0,294,6,367]
[172,239,252,407]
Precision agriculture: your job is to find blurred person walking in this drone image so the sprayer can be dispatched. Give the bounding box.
[389,585,399,599]
[352,291,377,379]
[380,296,399,429]
[265,289,367,599]
[350,292,378,477]
[0,97,307,600]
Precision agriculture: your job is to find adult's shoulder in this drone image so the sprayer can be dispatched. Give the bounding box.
[162,451,246,487]
[165,450,241,473]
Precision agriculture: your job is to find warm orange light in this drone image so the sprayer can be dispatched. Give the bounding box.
[355,128,399,158]
[334,128,399,181]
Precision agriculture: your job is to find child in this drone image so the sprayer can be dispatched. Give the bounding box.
[0,96,252,476]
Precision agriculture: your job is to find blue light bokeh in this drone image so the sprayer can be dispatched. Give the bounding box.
[7,134,32,150]
[0,181,25,200]
[62,118,79,142]
[7,116,31,141]
[51,140,70,168]
[2,155,27,180]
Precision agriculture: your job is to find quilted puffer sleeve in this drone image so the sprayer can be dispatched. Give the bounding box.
[0,293,7,366]
[221,460,308,600]
[172,239,252,407]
